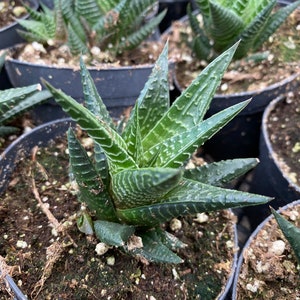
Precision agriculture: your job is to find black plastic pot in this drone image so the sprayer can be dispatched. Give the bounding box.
[5,58,158,121]
[232,199,300,299]
[240,95,300,229]
[0,118,74,196]
[0,0,39,50]
[158,0,193,33]
[0,118,238,300]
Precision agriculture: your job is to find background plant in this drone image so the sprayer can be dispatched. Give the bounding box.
[271,207,300,269]
[188,0,300,60]
[17,0,166,59]
[0,52,51,138]
[43,42,270,263]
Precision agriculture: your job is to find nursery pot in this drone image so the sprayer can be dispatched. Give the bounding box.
[0,0,39,50]
[232,199,300,299]
[0,118,74,196]
[241,95,300,230]
[5,57,158,121]
[0,119,238,300]
[158,0,192,33]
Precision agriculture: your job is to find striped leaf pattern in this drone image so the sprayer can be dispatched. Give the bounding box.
[116,179,270,226]
[43,80,137,173]
[143,100,250,168]
[184,158,258,186]
[191,0,300,60]
[141,43,239,151]
[47,42,271,263]
[111,168,183,209]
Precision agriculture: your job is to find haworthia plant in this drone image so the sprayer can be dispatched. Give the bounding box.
[43,42,271,263]
[271,207,300,268]
[189,0,300,60]
[17,0,166,57]
[0,53,51,137]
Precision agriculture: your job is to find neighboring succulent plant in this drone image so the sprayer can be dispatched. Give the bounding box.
[43,42,270,263]
[17,0,166,57]
[188,0,300,60]
[271,207,300,268]
[0,52,51,138]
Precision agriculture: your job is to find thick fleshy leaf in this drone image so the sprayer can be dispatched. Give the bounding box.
[235,0,276,58]
[130,228,183,264]
[253,0,300,51]
[122,42,170,143]
[184,158,259,186]
[68,128,117,221]
[44,80,137,173]
[111,168,183,209]
[116,179,271,226]
[143,100,250,168]
[0,87,52,125]
[271,207,300,265]
[209,1,244,52]
[94,220,135,246]
[79,57,115,129]
[141,42,239,152]
[77,211,94,235]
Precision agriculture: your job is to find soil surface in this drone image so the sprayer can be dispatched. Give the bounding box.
[0,131,237,300]
[266,90,300,189]
[235,202,300,299]
[163,8,300,95]
[0,0,29,28]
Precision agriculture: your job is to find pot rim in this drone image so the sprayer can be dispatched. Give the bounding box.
[0,0,39,33]
[232,199,300,298]
[261,94,300,194]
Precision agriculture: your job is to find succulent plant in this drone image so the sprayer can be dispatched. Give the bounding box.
[17,0,166,57]
[271,206,300,268]
[188,0,300,60]
[0,52,51,138]
[43,42,270,263]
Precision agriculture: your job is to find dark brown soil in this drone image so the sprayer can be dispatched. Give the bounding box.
[0,0,29,28]
[266,90,300,188]
[0,132,237,300]
[163,8,300,95]
[235,202,300,299]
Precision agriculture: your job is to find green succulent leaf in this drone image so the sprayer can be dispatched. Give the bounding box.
[187,4,211,60]
[0,86,51,125]
[271,207,300,266]
[142,42,239,152]
[131,228,183,264]
[209,1,244,52]
[67,128,118,221]
[0,126,20,137]
[79,57,115,129]
[143,99,250,168]
[43,80,137,173]
[77,211,94,235]
[235,0,276,59]
[94,220,135,246]
[117,179,270,226]
[112,168,183,209]
[122,42,170,145]
[253,0,300,51]
[184,158,259,186]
